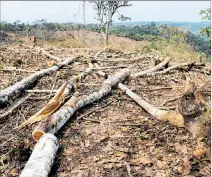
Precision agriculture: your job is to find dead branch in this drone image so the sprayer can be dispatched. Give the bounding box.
[94,63,108,78]
[38,48,63,62]
[94,47,108,59]
[0,67,35,73]
[118,83,184,127]
[19,133,59,177]
[132,57,170,78]
[148,61,205,76]
[138,86,183,91]
[15,63,94,129]
[26,90,57,93]
[0,94,31,120]
[32,68,130,141]
[92,65,128,70]
[0,56,80,105]
[76,100,114,121]
[93,55,146,62]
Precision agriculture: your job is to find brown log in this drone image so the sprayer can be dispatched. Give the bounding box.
[32,68,130,141]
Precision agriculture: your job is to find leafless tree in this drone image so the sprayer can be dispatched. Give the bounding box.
[90,1,131,46]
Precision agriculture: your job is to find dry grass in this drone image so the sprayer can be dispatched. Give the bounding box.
[43,30,208,64]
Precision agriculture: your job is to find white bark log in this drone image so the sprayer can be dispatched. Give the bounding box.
[118,83,185,127]
[145,61,204,76]
[39,48,63,62]
[131,57,170,78]
[20,133,59,177]
[0,56,80,105]
[32,68,130,141]
[93,55,146,62]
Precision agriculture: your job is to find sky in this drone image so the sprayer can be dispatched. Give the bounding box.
[1,1,211,24]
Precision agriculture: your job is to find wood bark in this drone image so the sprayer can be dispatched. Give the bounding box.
[118,83,185,127]
[0,56,80,105]
[131,57,170,78]
[32,68,130,141]
[19,133,59,177]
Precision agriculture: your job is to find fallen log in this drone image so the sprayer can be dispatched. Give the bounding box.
[93,55,146,62]
[147,61,205,76]
[118,83,185,127]
[32,68,130,141]
[131,57,170,78]
[39,48,63,62]
[19,133,59,177]
[0,56,80,105]
[15,63,93,129]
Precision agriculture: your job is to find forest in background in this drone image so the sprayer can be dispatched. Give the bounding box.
[0,20,211,58]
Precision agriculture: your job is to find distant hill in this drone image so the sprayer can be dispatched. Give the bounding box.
[114,21,210,34]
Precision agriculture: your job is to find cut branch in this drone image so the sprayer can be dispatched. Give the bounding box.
[132,57,170,78]
[15,63,93,129]
[19,133,59,177]
[32,68,130,141]
[147,61,205,76]
[93,55,146,62]
[0,56,80,105]
[0,94,31,121]
[0,67,35,73]
[39,48,63,62]
[118,83,184,127]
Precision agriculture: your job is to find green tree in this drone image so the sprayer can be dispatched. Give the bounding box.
[200,8,211,39]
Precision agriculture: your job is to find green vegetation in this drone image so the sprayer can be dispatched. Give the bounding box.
[200,8,211,39]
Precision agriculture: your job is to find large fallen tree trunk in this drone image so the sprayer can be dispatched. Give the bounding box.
[32,68,130,141]
[0,56,80,105]
[118,83,185,127]
[19,133,59,177]
[131,57,170,78]
[15,63,94,129]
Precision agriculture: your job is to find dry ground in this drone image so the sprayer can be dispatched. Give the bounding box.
[0,32,211,177]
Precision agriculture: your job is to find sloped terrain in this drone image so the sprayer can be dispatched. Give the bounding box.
[0,33,211,177]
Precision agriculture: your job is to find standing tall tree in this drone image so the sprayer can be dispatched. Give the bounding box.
[90,1,131,46]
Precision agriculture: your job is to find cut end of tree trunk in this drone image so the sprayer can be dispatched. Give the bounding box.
[158,110,185,127]
[32,129,45,142]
